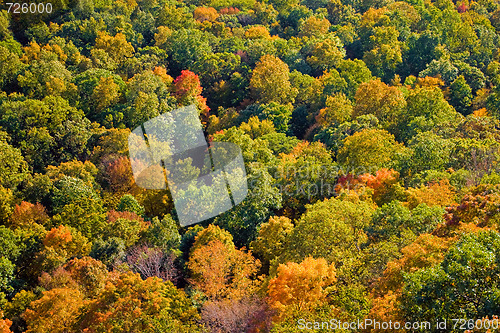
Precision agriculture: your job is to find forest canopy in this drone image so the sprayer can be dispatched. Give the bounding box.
[1,0,500,331]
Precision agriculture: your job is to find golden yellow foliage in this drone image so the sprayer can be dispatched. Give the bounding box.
[406,179,456,209]
[23,288,85,333]
[188,240,261,300]
[94,31,134,63]
[268,257,336,317]
[245,26,271,39]
[194,6,219,22]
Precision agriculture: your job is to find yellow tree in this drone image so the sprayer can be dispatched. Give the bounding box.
[188,239,260,300]
[245,26,271,39]
[193,7,219,22]
[406,179,456,209]
[298,17,331,38]
[92,76,120,112]
[353,79,406,129]
[250,216,294,267]
[315,93,353,127]
[91,32,134,71]
[268,257,336,317]
[250,54,294,104]
[23,288,85,333]
[77,272,201,332]
[338,129,409,171]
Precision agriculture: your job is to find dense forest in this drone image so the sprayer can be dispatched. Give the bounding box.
[1,0,500,331]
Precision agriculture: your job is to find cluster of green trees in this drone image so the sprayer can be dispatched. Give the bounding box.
[1,0,500,331]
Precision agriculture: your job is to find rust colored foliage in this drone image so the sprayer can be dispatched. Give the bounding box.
[335,173,363,192]
[219,7,240,14]
[90,128,131,164]
[44,225,74,248]
[41,225,91,268]
[39,257,108,297]
[64,257,108,296]
[152,66,173,86]
[103,156,136,193]
[335,169,400,204]
[105,210,150,247]
[0,314,12,333]
[359,168,400,204]
[107,209,146,225]
[445,184,500,227]
[10,201,49,227]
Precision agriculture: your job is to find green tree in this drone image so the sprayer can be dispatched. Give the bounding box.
[419,57,458,85]
[51,176,100,214]
[140,215,181,253]
[117,194,145,216]
[165,29,212,74]
[51,198,107,239]
[73,68,126,118]
[367,201,444,242]
[402,231,500,326]
[400,86,460,142]
[250,102,293,133]
[0,132,29,190]
[320,59,373,100]
[214,166,282,247]
[0,46,23,90]
[406,131,453,174]
[362,26,402,81]
[0,96,92,171]
[17,52,74,99]
[449,75,473,116]
[277,194,375,267]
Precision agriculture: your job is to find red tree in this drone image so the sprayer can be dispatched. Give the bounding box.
[172,70,210,117]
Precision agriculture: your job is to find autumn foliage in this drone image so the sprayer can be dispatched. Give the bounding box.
[1,0,500,330]
[268,257,336,317]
